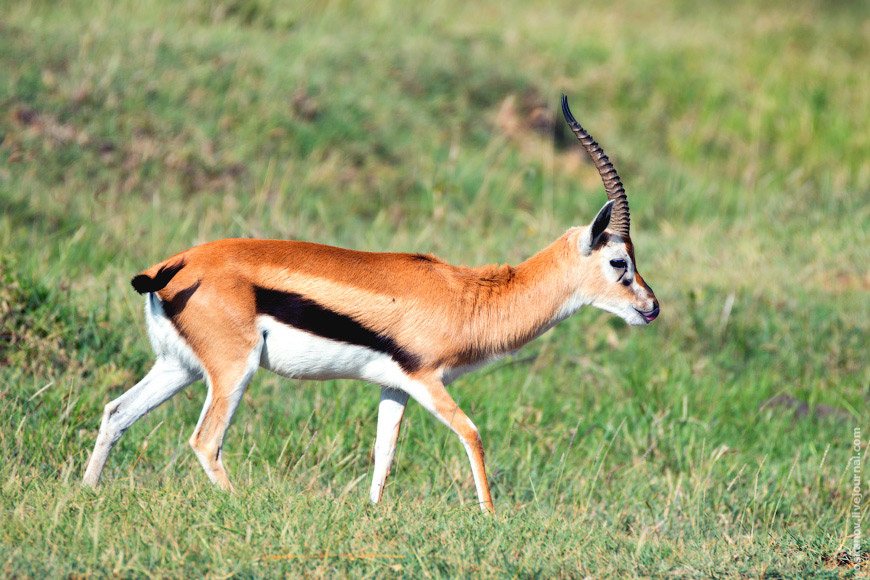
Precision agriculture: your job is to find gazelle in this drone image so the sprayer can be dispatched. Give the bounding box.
[83,95,658,512]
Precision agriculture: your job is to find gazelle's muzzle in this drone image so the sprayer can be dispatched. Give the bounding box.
[635,304,659,322]
[633,274,659,323]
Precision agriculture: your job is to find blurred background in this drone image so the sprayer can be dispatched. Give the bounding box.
[1,0,868,576]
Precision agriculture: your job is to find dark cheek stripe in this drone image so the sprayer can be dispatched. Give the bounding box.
[253,286,422,373]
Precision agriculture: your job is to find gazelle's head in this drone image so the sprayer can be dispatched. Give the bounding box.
[563,95,659,326]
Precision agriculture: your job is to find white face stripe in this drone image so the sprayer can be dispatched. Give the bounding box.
[598,240,635,283]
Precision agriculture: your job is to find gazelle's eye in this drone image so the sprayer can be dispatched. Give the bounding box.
[610,259,627,269]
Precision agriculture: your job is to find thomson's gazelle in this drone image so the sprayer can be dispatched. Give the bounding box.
[83,96,659,512]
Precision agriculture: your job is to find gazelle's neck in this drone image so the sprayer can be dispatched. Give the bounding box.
[458,229,588,362]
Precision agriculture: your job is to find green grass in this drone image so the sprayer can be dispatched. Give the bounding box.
[1,0,868,577]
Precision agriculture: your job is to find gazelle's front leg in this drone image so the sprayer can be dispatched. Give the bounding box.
[402,374,495,513]
[369,387,410,504]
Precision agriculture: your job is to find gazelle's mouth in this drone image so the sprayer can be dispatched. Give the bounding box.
[635,306,659,322]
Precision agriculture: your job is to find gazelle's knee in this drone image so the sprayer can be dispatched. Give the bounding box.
[99,400,128,441]
[456,419,482,449]
[101,399,120,421]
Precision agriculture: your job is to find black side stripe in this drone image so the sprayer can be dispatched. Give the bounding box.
[253,286,422,373]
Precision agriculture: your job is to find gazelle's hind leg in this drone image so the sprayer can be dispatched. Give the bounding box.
[188,339,263,491]
[83,358,201,487]
[369,387,410,504]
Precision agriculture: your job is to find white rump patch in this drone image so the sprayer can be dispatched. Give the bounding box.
[144,293,204,373]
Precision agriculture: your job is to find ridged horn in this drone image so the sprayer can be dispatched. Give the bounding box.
[561,94,630,238]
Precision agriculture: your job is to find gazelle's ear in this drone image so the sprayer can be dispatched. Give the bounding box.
[579,200,614,255]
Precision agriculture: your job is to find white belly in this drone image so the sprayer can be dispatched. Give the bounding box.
[257,316,408,387]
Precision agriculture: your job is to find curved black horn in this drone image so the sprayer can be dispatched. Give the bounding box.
[561,94,630,237]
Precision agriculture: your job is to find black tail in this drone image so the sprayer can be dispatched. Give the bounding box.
[131,261,185,294]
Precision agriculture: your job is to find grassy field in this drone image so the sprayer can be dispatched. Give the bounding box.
[1,0,868,577]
